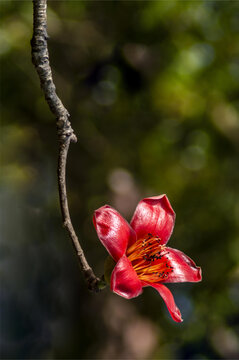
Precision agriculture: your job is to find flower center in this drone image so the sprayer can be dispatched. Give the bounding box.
[126,234,174,283]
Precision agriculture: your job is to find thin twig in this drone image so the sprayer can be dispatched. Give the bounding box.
[31,0,105,292]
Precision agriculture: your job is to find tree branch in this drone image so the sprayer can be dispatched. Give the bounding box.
[31,0,105,292]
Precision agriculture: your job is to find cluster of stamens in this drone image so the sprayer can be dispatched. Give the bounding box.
[126,233,174,283]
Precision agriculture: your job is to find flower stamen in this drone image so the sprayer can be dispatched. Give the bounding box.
[127,234,174,283]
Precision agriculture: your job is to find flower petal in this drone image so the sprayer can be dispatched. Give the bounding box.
[93,205,136,262]
[146,282,183,322]
[162,247,202,283]
[130,195,175,245]
[111,255,143,299]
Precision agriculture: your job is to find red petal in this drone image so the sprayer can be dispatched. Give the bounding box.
[111,255,143,299]
[147,282,183,322]
[162,247,202,283]
[130,195,175,245]
[93,205,136,262]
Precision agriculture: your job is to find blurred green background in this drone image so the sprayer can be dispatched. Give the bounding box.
[1,1,239,359]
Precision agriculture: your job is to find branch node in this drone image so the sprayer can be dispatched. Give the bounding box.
[63,219,69,228]
[84,270,107,292]
[70,134,78,143]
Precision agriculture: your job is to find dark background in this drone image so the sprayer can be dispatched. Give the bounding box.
[1,1,239,359]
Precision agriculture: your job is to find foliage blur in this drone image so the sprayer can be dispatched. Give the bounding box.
[1,1,239,359]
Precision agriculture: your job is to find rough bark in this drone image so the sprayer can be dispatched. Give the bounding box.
[31,0,105,292]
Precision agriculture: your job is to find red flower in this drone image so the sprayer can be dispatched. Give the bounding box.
[93,195,202,322]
